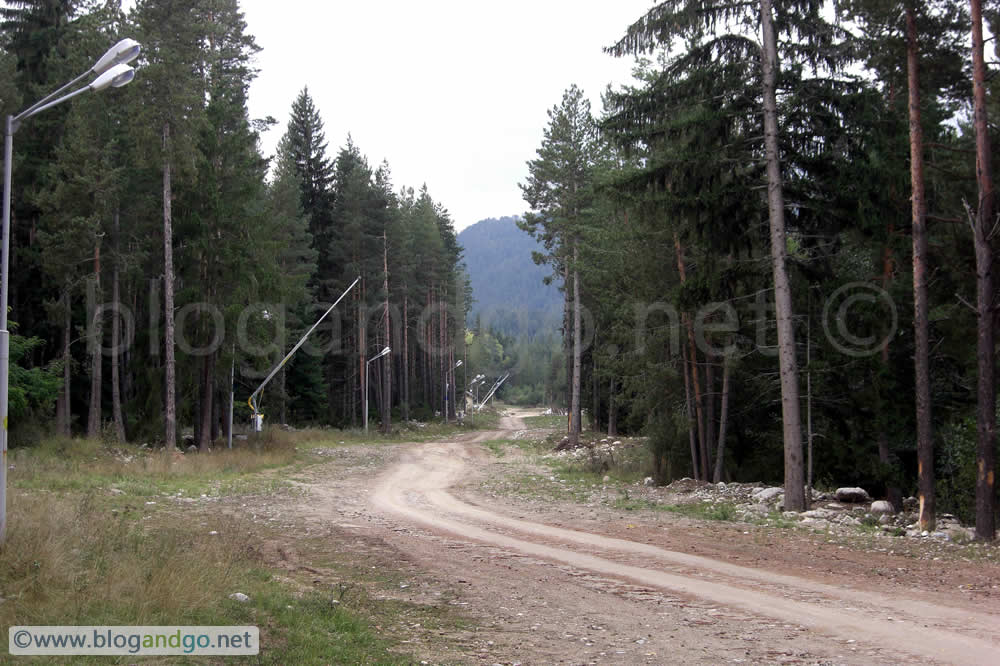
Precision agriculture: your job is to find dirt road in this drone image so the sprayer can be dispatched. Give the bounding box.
[365,409,1000,665]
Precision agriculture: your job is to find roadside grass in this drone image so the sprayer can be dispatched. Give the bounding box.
[484,440,509,457]
[522,413,565,430]
[321,407,504,448]
[0,491,414,663]
[9,435,299,498]
[0,422,484,663]
[613,497,740,522]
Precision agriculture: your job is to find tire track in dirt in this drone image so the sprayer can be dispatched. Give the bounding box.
[371,413,1000,665]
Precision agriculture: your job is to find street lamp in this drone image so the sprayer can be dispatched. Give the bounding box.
[364,346,390,433]
[0,38,140,542]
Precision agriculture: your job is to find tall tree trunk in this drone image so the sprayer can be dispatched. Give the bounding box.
[88,237,102,440]
[675,235,707,480]
[162,122,178,449]
[382,233,392,432]
[761,0,805,511]
[57,287,71,437]
[223,351,233,446]
[111,212,126,443]
[564,262,572,419]
[402,292,410,421]
[681,342,699,479]
[906,6,935,530]
[279,367,287,425]
[970,0,996,541]
[713,351,731,483]
[705,357,717,477]
[879,224,902,510]
[607,377,617,437]
[424,289,430,410]
[211,381,221,443]
[569,241,582,445]
[198,351,215,451]
[592,350,600,433]
[359,281,366,430]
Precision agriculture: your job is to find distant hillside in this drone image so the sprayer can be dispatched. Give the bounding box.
[458,217,562,338]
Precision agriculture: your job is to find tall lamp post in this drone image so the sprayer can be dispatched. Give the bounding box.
[0,38,140,542]
[364,346,390,434]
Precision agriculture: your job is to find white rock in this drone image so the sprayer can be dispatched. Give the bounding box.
[802,509,833,520]
[716,482,726,490]
[870,500,895,515]
[753,487,784,503]
[228,593,250,603]
[643,477,655,487]
[801,517,830,528]
[835,487,871,503]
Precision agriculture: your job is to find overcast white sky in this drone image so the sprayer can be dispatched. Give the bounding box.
[137,0,653,230]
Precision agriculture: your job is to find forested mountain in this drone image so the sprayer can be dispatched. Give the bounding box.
[458,216,561,338]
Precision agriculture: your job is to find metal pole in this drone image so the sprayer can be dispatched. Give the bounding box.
[0,115,13,542]
[364,361,369,434]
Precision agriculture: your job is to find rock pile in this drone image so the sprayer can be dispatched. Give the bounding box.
[650,479,977,542]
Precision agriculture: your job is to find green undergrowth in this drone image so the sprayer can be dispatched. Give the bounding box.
[521,413,566,430]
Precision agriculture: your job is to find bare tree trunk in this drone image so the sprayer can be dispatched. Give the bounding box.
[681,342,699,479]
[713,351,731,483]
[279,367,287,424]
[564,262,572,419]
[569,241,582,445]
[705,357,717,476]
[111,212,126,443]
[906,6,935,530]
[592,351,600,433]
[674,234,707,479]
[761,0,805,511]
[88,237,103,440]
[879,225,902,510]
[359,280,366,429]
[970,0,996,541]
[57,287,71,437]
[162,122,178,449]
[382,233,392,432]
[198,351,215,451]
[608,377,617,437]
[402,292,410,421]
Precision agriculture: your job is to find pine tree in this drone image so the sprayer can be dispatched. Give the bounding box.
[520,85,598,448]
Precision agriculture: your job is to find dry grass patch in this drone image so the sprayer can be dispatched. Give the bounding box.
[9,435,302,496]
[0,490,251,628]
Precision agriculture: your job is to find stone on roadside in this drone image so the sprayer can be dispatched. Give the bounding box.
[802,509,833,520]
[870,500,895,515]
[753,487,784,503]
[643,477,655,487]
[228,593,250,603]
[834,487,871,503]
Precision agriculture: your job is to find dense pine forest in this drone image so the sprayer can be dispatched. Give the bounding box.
[515,0,1000,541]
[1,0,998,543]
[1,0,468,447]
